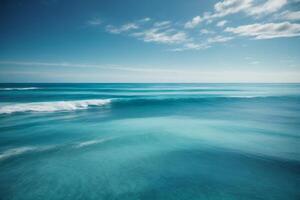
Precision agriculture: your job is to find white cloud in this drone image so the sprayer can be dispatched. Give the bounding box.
[186,0,288,25]
[207,35,233,43]
[200,29,215,34]
[184,0,251,27]
[153,21,172,28]
[106,19,190,47]
[87,18,102,26]
[106,23,139,34]
[247,0,287,16]
[184,16,202,29]
[105,25,121,34]
[122,23,139,31]
[214,0,287,17]
[102,0,296,52]
[132,28,188,44]
[171,35,233,52]
[216,20,228,27]
[139,17,151,22]
[170,42,210,51]
[184,43,205,49]
[225,22,300,39]
[214,0,252,17]
[277,10,300,20]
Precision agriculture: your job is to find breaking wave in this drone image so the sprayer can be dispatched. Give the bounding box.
[0,99,111,114]
[0,87,40,91]
[0,95,293,115]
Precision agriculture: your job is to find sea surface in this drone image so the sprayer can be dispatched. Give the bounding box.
[0,83,299,200]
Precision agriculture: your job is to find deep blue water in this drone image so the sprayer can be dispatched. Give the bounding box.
[0,83,299,200]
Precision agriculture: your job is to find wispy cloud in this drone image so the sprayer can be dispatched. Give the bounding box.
[200,29,215,34]
[0,61,113,69]
[104,19,192,49]
[153,21,172,28]
[105,17,153,34]
[87,18,102,26]
[0,61,187,74]
[216,20,228,27]
[276,10,300,21]
[99,0,299,51]
[215,0,288,17]
[132,28,188,44]
[214,0,252,18]
[184,16,202,29]
[182,1,245,29]
[106,23,139,34]
[207,35,233,43]
[170,43,210,51]
[185,0,289,25]
[170,35,233,51]
[139,17,151,22]
[247,0,287,16]
[225,22,300,39]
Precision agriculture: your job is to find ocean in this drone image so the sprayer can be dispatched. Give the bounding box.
[0,83,299,200]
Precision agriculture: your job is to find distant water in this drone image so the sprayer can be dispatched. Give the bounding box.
[0,83,299,200]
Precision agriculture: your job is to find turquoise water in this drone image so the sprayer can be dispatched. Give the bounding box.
[0,83,299,200]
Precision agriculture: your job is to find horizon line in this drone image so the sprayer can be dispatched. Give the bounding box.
[1,82,300,84]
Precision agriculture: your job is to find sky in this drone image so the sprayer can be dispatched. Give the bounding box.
[0,0,300,83]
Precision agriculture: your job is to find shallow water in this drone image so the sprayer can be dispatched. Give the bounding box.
[0,83,300,200]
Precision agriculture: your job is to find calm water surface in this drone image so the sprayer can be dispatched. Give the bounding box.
[0,83,299,200]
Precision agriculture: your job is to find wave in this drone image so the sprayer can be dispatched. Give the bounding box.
[0,87,40,91]
[111,95,286,104]
[0,99,111,114]
[0,95,294,115]
[226,95,270,98]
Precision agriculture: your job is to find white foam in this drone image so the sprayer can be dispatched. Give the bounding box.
[0,99,111,114]
[0,147,36,160]
[0,146,55,160]
[0,139,113,161]
[0,87,40,91]
[76,138,112,148]
[227,95,269,98]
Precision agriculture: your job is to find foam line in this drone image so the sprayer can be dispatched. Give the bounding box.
[0,87,40,91]
[0,99,111,114]
[75,138,112,148]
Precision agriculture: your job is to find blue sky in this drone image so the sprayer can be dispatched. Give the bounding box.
[0,0,300,82]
